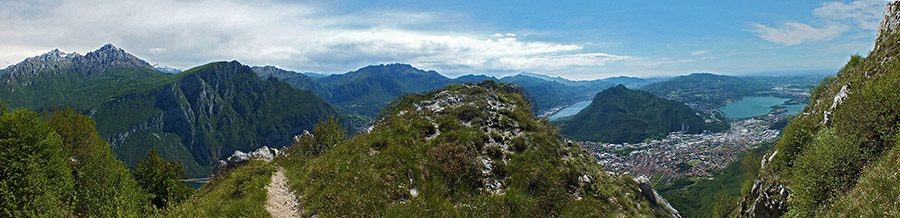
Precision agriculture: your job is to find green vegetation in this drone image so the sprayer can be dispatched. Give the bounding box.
[0,106,202,217]
[133,148,195,209]
[0,109,75,217]
[274,81,663,217]
[557,85,728,144]
[1,48,348,178]
[287,116,347,157]
[741,24,900,216]
[657,142,771,218]
[162,160,275,217]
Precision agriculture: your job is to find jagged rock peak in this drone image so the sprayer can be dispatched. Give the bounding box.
[80,43,153,69]
[878,1,900,43]
[22,48,81,63]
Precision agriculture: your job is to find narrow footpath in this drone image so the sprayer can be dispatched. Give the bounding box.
[266,167,302,218]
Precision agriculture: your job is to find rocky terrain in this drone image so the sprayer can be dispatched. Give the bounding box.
[737,2,900,217]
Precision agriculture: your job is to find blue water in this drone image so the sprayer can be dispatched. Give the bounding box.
[549,100,592,120]
[720,96,789,119]
[780,104,806,116]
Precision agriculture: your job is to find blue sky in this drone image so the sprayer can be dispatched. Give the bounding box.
[0,0,887,80]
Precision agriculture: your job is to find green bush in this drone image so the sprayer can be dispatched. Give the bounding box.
[787,129,863,217]
[48,109,150,217]
[0,109,74,217]
[427,142,480,194]
[133,148,194,209]
[288,116,347,157]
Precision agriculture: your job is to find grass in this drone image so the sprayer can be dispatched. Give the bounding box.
[273,81,661,217]
[161,160,275,217]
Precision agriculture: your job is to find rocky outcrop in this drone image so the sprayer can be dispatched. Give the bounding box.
[634,176,682,218]
[878,1,900,44]
[737,178,789,218]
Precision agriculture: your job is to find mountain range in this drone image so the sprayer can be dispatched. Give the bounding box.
[252,64,662,122]
[0,45,346,177]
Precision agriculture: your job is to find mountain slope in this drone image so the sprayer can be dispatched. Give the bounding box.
[0,44,171,110]
[738,3,900,217]
[251,66,327,96]
[275,81,676,217]
[0,45,346,177]
[96,61,347,177]
[558,85,726,144]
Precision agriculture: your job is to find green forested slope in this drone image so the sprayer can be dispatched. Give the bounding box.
[558,85,727,144]
[0,46,346,177]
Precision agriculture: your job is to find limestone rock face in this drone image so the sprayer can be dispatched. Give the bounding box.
[738,178,789,218]
[878,1,900,43]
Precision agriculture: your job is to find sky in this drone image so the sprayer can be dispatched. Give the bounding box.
[0,0,889,80]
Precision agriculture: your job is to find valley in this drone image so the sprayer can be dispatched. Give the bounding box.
[584,116,782,180]
[3,1,899,217]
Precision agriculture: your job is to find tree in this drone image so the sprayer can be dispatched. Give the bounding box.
[47,109,149,216]
[293,116,347,157]
[133,148,194,209]
[0,109,74,217]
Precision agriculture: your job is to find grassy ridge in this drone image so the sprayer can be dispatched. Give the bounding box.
[274,81,662,217]
[162,160,275,217]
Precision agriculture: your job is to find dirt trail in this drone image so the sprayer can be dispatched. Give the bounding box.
[266,167,302,218]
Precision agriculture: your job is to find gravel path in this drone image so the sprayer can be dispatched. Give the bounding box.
[266,167,302,218]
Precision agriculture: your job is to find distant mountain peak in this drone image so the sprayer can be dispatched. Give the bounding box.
[22,48,81,63]
[80,43,153,70]
[152,63,183,74]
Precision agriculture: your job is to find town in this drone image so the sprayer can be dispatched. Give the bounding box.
[582,115,785,180]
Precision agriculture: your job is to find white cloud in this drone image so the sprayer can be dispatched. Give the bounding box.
[748,0,883,46]
[690,50,709,56]
[0,0,630,77]
[814,0,885,30]
[149,48,166,55]
[747,22,845,46]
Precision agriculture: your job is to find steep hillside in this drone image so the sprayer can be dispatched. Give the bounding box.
[0,45,346,177]
[558,85,727,144]
[96,61,346,177]
[738,3,900,217]
[275,81,676,217]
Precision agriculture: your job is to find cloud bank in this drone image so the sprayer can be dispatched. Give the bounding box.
[0,0,631,77]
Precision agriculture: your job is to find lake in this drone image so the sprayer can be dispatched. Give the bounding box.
[719,96,788,119]
[549,100,592,120]
[780,104,806,116]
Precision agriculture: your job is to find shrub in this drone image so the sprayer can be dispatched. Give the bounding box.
[787,129,863,217]
[427,142,480,193]
[291,116,347,157]
[133,148,194,209]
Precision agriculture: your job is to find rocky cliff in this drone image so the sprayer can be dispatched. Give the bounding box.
[737,2,900,217]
